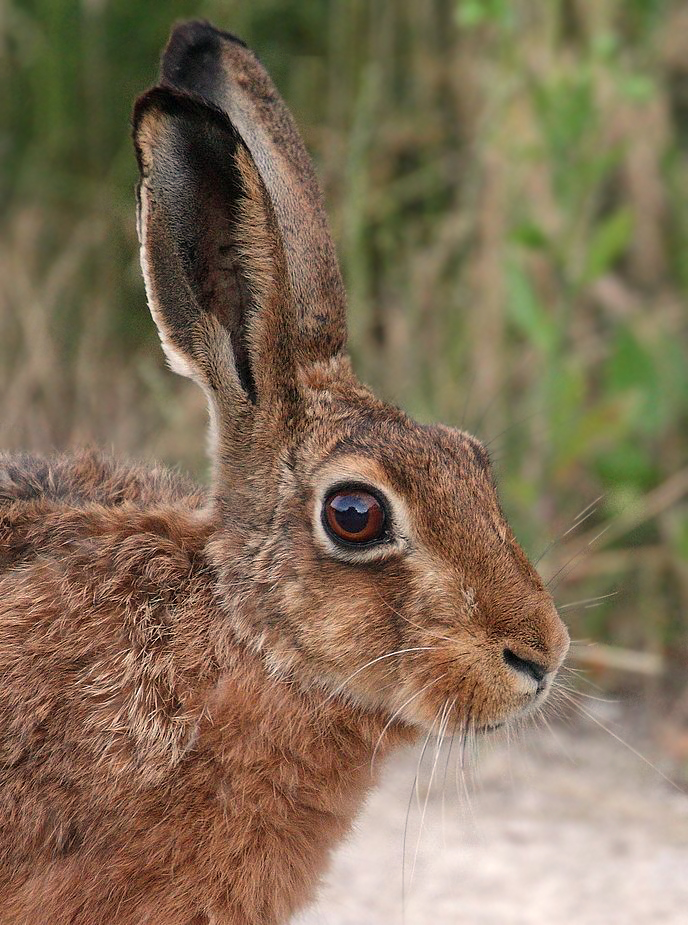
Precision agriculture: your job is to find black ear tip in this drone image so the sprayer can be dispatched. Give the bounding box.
[168,19,248,49]
[161,20,248,87]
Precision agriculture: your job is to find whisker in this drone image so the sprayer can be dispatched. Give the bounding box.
[403,704,443,917]
[480,407,545,451]
[371,673,449,772]
[558,690,685,794]
[572,494,606,525]
[410,699,453,889]
[546,524,612,591]
[414,705,444,816]
[455,684,478,831]
[534,495,605,566]
[504,715,516,789]
[400,770,416,925]
[322,646,439,705]
[440,699,459,849]
[542,697,570,725]
[555,682,618,705]
[559,665,609,696]
[538,708,577,765]
[375,590,462,646]
[557,591,617,612]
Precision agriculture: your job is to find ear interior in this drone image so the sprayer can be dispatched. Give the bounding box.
[134,88,279,401]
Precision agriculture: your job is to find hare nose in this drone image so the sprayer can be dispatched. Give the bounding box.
[503,647,548,685]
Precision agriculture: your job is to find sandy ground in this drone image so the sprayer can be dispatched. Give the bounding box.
[297,705,688,925]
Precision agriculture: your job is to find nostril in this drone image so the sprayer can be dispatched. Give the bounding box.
[503,648,548,684]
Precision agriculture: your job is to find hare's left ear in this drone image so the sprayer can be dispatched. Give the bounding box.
[133,87,296,421]
[159,20,348,368]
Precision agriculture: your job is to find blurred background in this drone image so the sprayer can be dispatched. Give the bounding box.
[1,1,687,920]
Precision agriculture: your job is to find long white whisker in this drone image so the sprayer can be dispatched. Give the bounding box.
[534,495,604,565]
[555,682,618,704]
[403,703,443,918]
[559,664,609,695]
[440,699,459,849]
[539,708,576,765]
[371,673,449,772]
[558,591,617,611]
[559,690,684,794]
[374,589,467,646]
[414,706,442,815]
[455,685,478,832]
[572,493,606,525]
[323,647,438,705]
[410,699,452,889]
[546,524,612,590]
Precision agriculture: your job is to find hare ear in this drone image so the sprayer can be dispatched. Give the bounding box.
[133,86,295,422]
[159,20,347,368]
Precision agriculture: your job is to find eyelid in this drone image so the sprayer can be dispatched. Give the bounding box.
[323,481,390,514]
[312,474,412,563]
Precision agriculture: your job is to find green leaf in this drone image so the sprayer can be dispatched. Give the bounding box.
[455,0,511,27]
[511,222,549,250]
[505,262,557,353]
[583,209,633,283]
[605,325,662,432]
[456,1,488,25]
[607,326,653,391]
[591,31,620,60]
[595,443,657,492]
[621,75,656,104]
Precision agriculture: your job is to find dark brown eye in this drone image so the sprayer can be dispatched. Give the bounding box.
[324,489,386,545]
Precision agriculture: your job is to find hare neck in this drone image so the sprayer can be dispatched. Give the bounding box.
[192,642,415,923]
[203,638,414,798]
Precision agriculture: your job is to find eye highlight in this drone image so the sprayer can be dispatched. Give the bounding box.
[323,488,386,546]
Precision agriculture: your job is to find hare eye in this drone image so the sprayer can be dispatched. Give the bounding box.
[324,489,386,545]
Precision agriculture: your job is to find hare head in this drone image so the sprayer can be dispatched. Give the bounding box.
[134,21,569,739]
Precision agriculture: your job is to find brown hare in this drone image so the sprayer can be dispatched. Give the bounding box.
[0,20,569,925]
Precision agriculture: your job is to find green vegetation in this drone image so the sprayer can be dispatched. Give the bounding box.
[1,0,686,681]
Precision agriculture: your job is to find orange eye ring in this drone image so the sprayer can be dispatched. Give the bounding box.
[323,489,386,545]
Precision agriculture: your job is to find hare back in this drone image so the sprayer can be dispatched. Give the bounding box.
[0,449,206,511]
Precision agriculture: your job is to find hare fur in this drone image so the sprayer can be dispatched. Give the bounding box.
[0,20,569,925]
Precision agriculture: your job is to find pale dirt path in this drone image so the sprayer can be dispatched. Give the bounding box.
[297,710,688,925]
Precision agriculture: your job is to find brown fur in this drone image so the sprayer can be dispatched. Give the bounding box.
[0,21,568,925]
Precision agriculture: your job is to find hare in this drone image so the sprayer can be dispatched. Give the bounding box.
[0,20,569,925]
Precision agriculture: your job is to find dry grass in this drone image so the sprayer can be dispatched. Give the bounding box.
[0,208,208,470]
